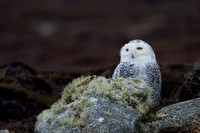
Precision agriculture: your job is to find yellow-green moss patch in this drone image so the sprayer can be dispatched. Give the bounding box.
[36,109,51,131]
[104,110,112,116]
[125,114,131,120]
[36,76,152,129]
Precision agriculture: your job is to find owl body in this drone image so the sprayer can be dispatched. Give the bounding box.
[113,40,161,106]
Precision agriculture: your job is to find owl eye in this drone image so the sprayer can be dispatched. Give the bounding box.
[126,48,129,52]
[137,47,143,50]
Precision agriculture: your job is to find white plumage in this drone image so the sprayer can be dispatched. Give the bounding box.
[112,40,161,106]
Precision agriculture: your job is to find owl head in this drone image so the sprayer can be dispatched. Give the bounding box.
[120,39,156,62]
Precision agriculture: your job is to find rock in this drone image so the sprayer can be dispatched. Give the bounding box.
[0,62,37,77]
[35,76,152,133]
[143,98,200,133]
[0,62,53,95]
[36,93,138,133]
[0,84,48,122]
[0,130,9,133]
[179,61,200,101]
[15,77,53,95]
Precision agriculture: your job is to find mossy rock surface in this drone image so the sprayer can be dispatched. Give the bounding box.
[150,98,200,132]
[35,76,152,133]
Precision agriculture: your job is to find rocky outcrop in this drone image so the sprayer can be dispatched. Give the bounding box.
[35,76,152,133]
[143,98,200,133]
[0,62,37,77]
[0,62,53,122]
[36,93,139,133]
[35,76,200,133]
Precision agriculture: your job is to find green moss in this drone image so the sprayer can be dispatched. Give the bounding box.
[36,109,51,131]
[70,98,91,127]
[104,110,112,116]
[59,118,69,125]
[125,114,131,120]
[155,112,168,119]
[37,76,152,129]
[135,122,158,133]
[135,112,168,133]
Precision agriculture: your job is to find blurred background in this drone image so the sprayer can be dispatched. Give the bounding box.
[0,0,200,70]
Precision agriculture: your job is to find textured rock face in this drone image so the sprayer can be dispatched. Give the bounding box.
[36,94,138,133]
[0,62,37,77]
[34,75,200,133]
[35,76,152,133]
[142,98,200,133]
[0,130,9,133]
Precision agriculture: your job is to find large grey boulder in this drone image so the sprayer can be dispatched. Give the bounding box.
[145,98,200,133]
[35,76,200,133]
[36,93,138,133]
[35,76,152,133]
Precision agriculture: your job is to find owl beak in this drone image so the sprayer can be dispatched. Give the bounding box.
[132,54,134,59]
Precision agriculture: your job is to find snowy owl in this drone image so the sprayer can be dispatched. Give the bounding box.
[112,39,161,106]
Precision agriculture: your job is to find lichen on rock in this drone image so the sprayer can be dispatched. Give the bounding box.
[35,76,152,133]
[139,98,200,133]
